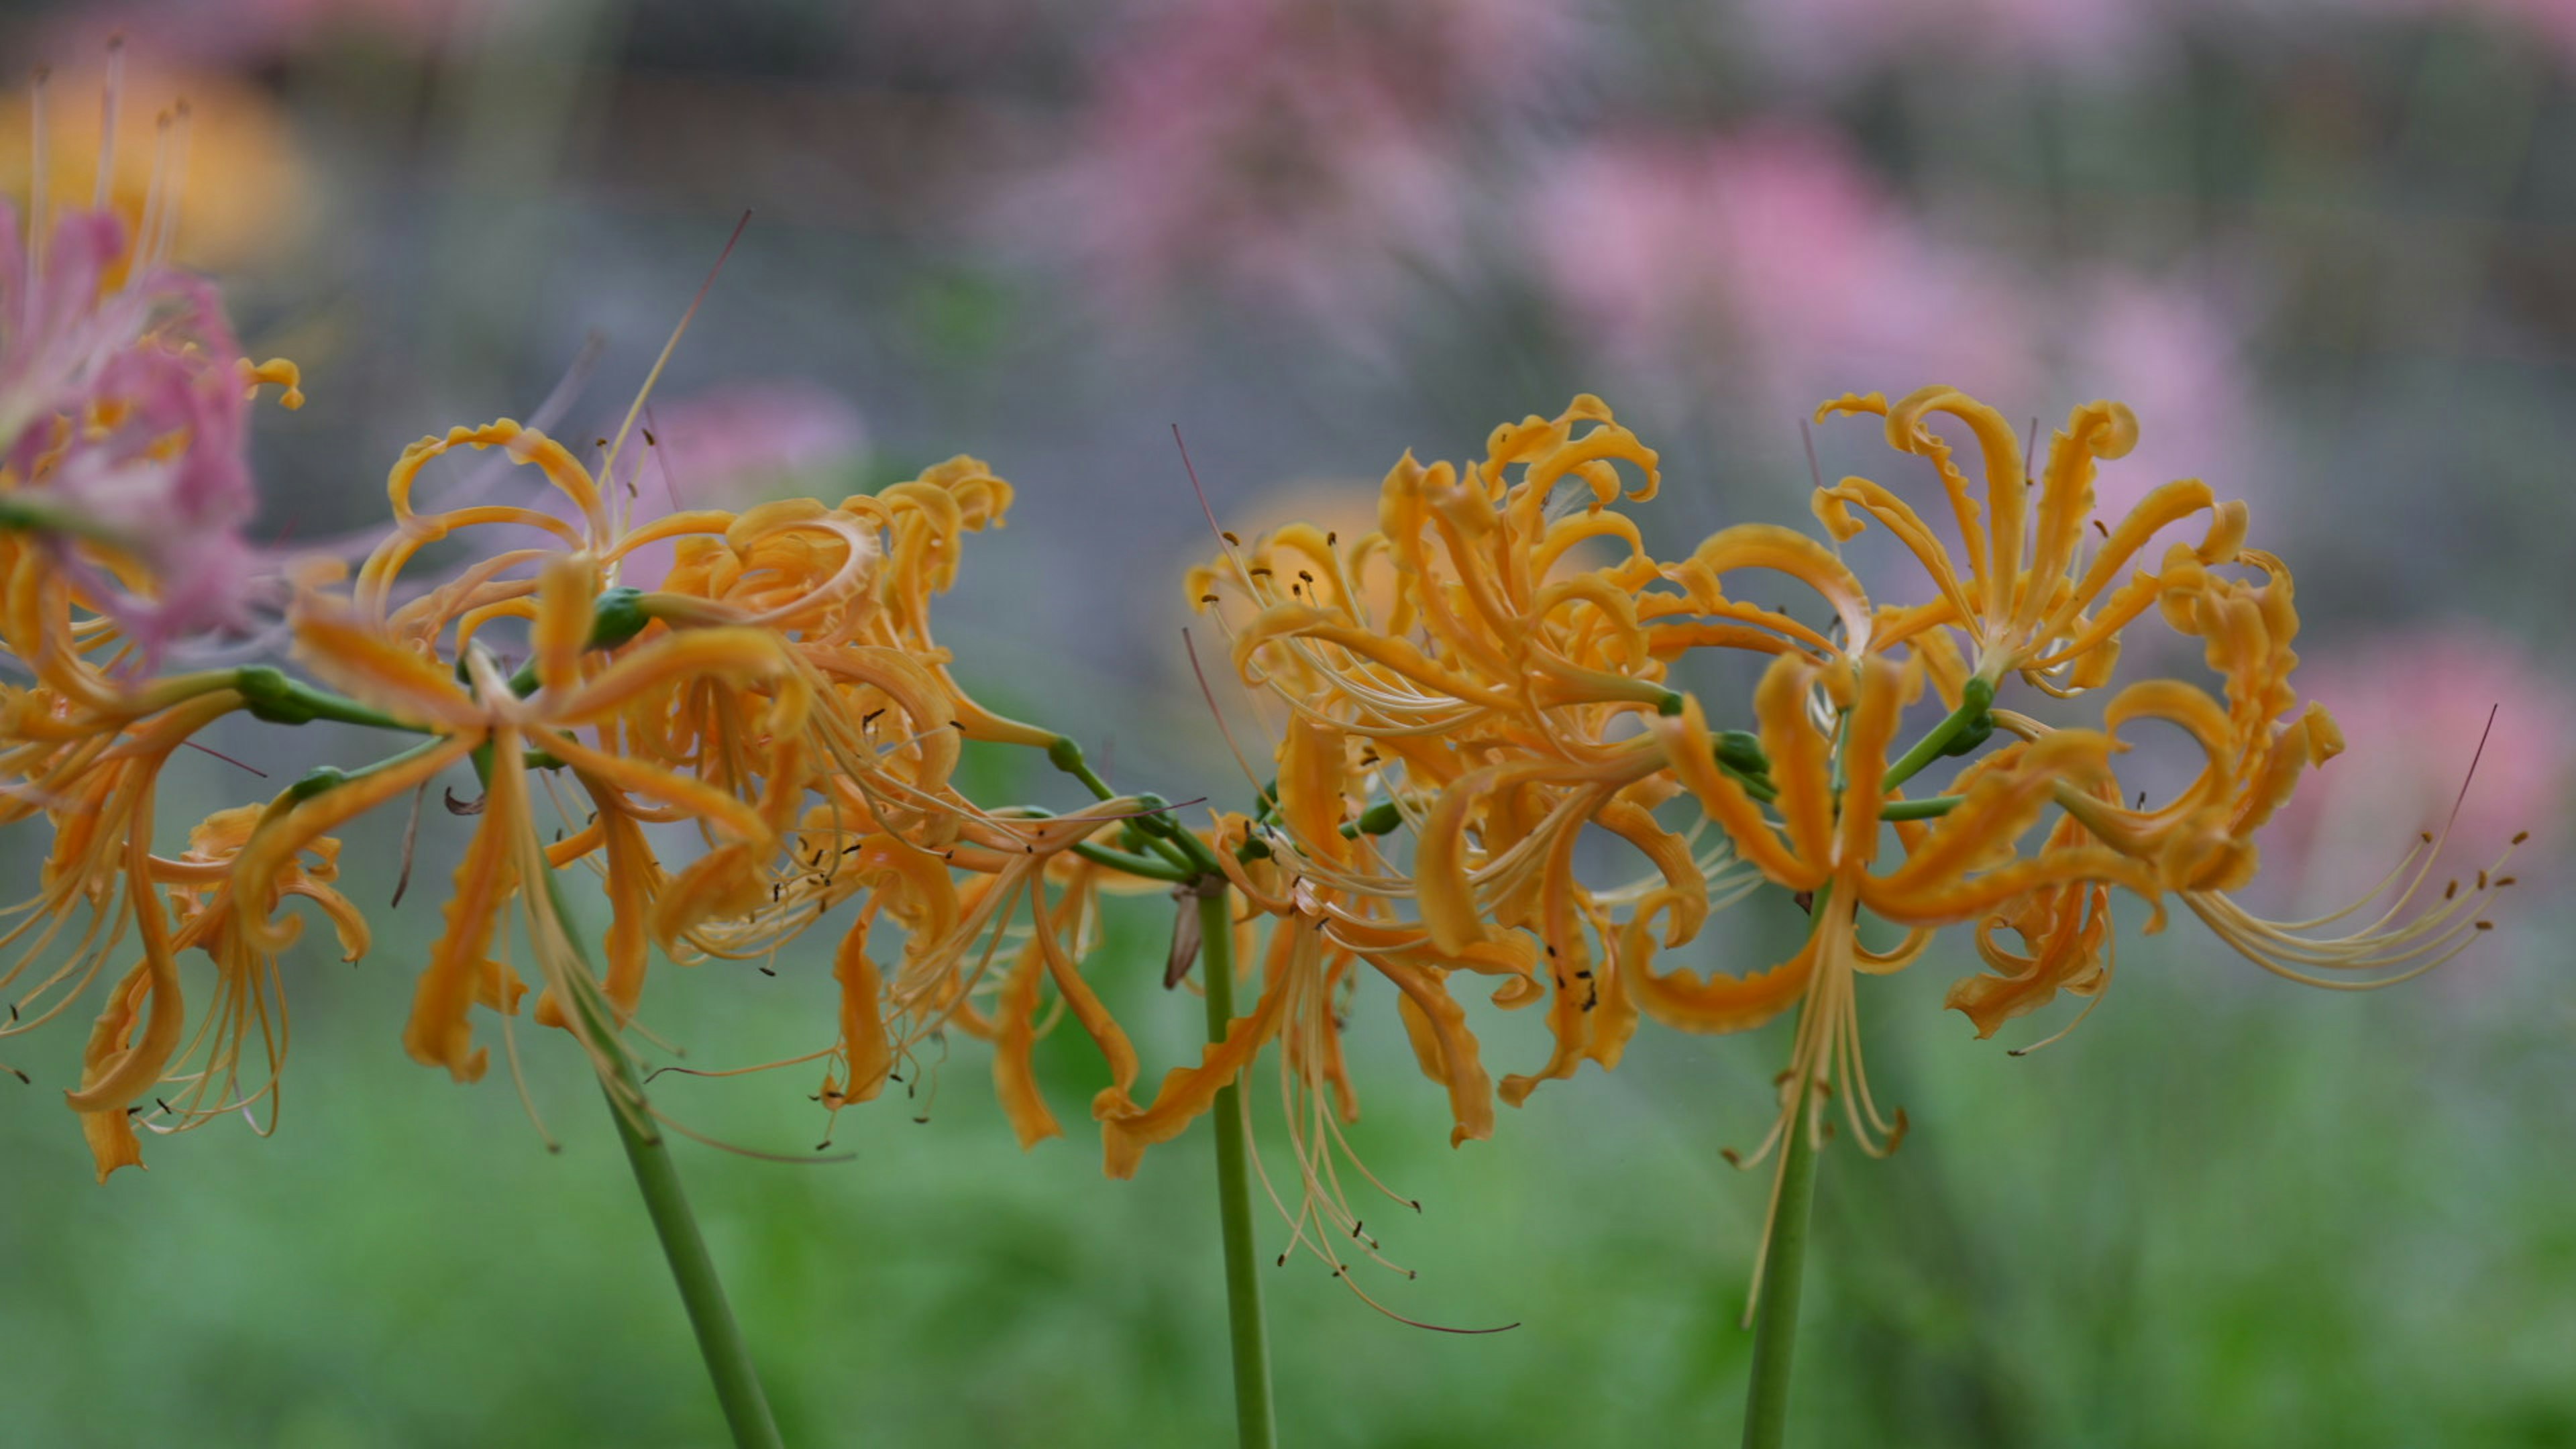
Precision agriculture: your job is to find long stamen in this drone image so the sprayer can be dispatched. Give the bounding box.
[598,210,750,490]
[26,65,48,329]
[130,108,172,283]
[94,37,122,211]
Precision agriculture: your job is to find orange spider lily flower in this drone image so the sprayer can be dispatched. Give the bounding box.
[349,402,1178,1146]
[1804,386,2248,691]
[1192,398,1695,1114]
[267,553,804,1089]
[74,803,368,1181]
[1197,394,1672,741]
[1194,383,2511,1318]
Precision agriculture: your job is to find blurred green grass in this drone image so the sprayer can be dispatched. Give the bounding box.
[3,833,2567,1447]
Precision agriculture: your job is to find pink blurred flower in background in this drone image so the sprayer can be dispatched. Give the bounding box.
[1735,0,2171,86]
[644,381,866,500]
[1535,126,2033,423]
[606,381,867,593]
[2269,623,2571,922]
[0,199,284,657]
[1020,0,1576,335]
[2057,270,2263,517]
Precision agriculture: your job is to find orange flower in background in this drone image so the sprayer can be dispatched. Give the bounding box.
[0,50,311,278]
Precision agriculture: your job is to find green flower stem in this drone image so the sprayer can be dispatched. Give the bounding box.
[597,1064,786,1449]
[232,665,429,734]
[1739,1072,1821,1449]
[537,871,786,1449]
[1195,881,1279,1449]
[1878,794,1962,822]
[0,495,120,541]
[1722,759,1780,803]
[1047,736,1202,875]
[1880,676,1997,794]
[280,735,459,804]
[1741,883,1835,1449]
[1071,840,1194,882]
[504,587,655,697]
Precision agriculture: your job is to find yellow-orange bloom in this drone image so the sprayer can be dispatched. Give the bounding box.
[1203,386,2512,1310]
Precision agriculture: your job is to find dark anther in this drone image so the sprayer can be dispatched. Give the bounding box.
[758,965,777,977]
[1792,890,1815,914]
[443,787,486,816]
[1222,531,1241,545]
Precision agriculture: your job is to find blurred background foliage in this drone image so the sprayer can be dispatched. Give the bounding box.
[2,0,2573,1444]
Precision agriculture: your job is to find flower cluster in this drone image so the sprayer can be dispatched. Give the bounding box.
[0,74,1194,1176]
[1187,386,2516,1295]
[0,354,1216,1177]
[0,74,2514,1332]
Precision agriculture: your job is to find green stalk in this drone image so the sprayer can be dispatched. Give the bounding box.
[598,1064,786,1449]
[1071,840,1194,882]
[1049,735,1201,875]
[233,665,430,734]
[537,872,785,1449]
[1195,882,1279,1449]
[1739,1068,1821,1449]
[1741,883,1834,1449]
[1880,676,1996,794]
